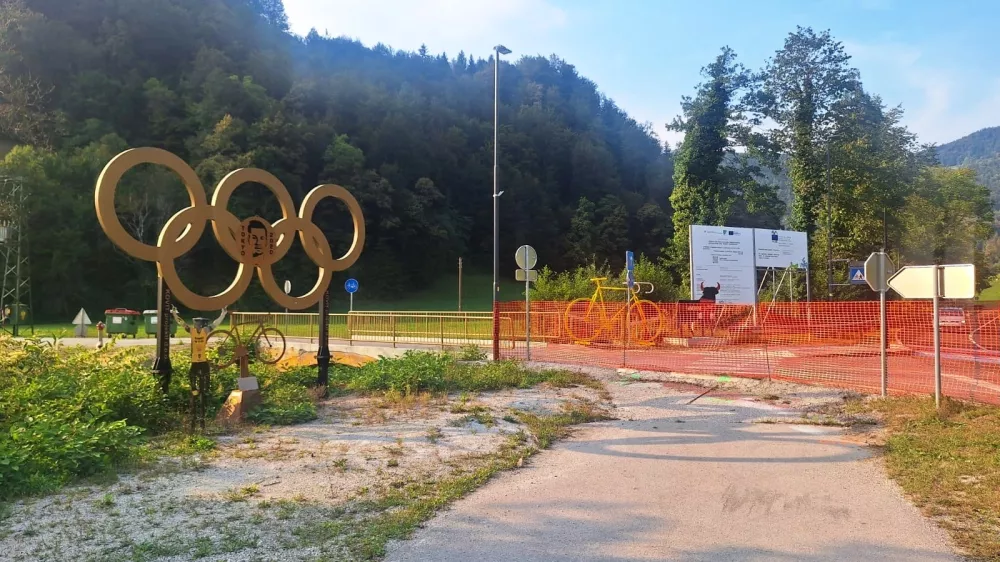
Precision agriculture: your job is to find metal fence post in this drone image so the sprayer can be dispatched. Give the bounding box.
[316,289,330,388]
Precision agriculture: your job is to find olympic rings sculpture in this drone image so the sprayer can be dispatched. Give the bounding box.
[95,148,365,311]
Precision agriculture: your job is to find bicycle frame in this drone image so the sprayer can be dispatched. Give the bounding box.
[566,278,660,344]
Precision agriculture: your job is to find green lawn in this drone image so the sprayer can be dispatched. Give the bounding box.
[12,272,525,338]
[980,278,1000,301]
[340,272,500,312]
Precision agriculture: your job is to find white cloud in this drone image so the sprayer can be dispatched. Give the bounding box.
[283,0,567,57]
[845,40,1000,144]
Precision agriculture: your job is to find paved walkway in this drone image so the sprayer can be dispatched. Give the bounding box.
[387,379,957,562]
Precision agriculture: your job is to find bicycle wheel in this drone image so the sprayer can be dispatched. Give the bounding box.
[207,329,238,369]
[628,300,664,345]
[564,299,601,343]
[254,327,287,364]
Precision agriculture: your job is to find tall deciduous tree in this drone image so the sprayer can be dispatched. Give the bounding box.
[756,27,859,235]
[667,47,777,282]
[900,167,993,287]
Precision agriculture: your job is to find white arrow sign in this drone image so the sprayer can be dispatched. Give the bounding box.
[72,308,92,325]
[888,264,975,300]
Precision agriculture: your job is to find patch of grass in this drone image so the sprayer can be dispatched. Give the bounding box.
[425,427,443,444]
[330,351,606,396]
[457,344,487,361]
[222,484,260,502]
[130,539,188,560]
[94,493,115,509]
[850,396,1000,560]
[386,459,399,468]
[333,457,349,471]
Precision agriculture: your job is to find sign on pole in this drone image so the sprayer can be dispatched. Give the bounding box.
[848,266,866,285]
[515,269,537,282]
[515,245,537,270]
[887,264,975,299]
[864,253,895,293]
[626,250,635,290]
[345,278,358,312]
[283,280,292,294]
[888,263,976,408]
[865,252,895,398]
[515,245,538,361]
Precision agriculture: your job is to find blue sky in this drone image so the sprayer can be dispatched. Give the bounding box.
[283,0,1000,148]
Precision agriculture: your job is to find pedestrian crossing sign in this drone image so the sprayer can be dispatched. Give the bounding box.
[849,266,866,284]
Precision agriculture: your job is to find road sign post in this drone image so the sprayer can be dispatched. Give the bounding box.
[345,278,358,312]
[515,245,537,361]
[625,251,635,365]
[932,266,941,408]
[864,252,895,398]
[888,263,975,408]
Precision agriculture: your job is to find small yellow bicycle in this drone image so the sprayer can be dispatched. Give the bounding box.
[564,278,663,345]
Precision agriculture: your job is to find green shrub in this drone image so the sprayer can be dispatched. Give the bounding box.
[458,344,487,361]
[331,351,592,395]
[531,255,679,302]
[246,384,317,425]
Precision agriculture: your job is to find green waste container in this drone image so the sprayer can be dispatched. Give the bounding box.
[143,310,177,337]
[105,309,140,337]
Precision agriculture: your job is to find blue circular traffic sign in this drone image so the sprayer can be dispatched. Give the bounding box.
[345,278,359,294]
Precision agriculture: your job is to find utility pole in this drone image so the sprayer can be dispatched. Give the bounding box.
[826,145,833,301]
[458,257,463,312]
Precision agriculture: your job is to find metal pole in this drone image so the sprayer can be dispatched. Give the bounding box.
[151,278,173,394]
[349,292,353,313]
[492,47,501,362]
[932,265,942,408]
[458,257,463,312]
[826,145,833,301]
[316,288,330,389]
[879,258,888,398]
[524,248,530,361]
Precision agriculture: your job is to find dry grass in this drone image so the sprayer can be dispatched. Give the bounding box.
[847,396,1000,560]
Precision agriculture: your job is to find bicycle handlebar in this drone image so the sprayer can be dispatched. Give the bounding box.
[623,281,655,294]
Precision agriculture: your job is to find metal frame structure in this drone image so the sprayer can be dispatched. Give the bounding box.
[0,176,32,336]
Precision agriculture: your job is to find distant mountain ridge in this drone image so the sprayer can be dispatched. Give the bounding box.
[938,127,1000,165]
[938,127,1000,207]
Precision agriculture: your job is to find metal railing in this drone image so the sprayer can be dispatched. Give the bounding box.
[230,311,514,349]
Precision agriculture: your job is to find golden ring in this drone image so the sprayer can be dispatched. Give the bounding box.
[95,148,366,311]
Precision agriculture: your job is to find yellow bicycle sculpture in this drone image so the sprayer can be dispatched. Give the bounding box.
[564,278,663,345]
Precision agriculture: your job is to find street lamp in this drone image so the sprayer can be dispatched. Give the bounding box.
[492,44,511,361]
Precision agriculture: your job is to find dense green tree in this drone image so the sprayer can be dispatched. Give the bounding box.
[755,27,860,235]
[900,167,993,286]
[667,47,781,283]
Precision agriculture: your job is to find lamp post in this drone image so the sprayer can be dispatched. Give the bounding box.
[492,44,511,361]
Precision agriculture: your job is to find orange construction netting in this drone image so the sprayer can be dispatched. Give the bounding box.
[495,300,1000,405]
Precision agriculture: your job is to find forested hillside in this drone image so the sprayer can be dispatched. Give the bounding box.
[0,0,680,317]
[0,1,994,317]
[937,127,1000,209]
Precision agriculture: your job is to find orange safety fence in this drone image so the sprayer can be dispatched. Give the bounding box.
[495,300,1000,406]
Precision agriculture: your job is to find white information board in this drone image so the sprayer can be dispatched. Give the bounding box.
[754,229,809,269]
[689,225,756,304]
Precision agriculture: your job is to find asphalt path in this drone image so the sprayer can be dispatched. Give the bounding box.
[387,380,957,562]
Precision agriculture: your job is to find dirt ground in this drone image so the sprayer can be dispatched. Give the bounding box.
[0,382,608,562]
